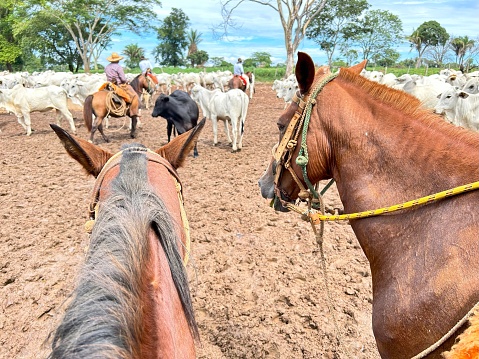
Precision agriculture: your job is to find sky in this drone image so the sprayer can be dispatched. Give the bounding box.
[107,0,479,67]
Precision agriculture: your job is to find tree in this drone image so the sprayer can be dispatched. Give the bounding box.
[219,0,328,77]
[209,56,231,67]
[344,9,403,64]
[34,0,161,73]
[122,43,145,69]
[187,29,202,57]
[246,52,272,67]
[154,8,189,67]
[425,37,453,67]
[15,11,82,72]
[407,20,449,68]
[450,36,475,70]
[306,0,369,67]
[0,1,23,71]
[187,50,208,67]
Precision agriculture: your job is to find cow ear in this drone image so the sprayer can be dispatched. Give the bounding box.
[50,124,112,177]
[348,60,368,74]
[295,52,316,95]
[156,117,205,169]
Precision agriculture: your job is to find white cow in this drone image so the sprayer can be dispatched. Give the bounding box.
[435,87,479,131]
[61,77,105,106]
[462,77,479,94]
[402,79,451,109]
[190,84,249,152]
[0,84,76,135]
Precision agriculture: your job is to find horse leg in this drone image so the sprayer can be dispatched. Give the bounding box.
[130,115,138,138]
[91,116,109,143]
[193,143,199,158]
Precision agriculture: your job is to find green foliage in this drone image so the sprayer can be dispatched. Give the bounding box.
[407,20,449,67]
[154,8,189,67]
[15,10,82,72]
[344,9,403,63]
[209,57,231,67]
[187,50,208,67]
[450,36,475,67]
[0,1,22,70]
[122,43,145,69]
[244,52,273,67]
[306,0,369,65]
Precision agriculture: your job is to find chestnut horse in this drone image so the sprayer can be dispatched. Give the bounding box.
[259,52,479,358]
[228,72,255,99]
[47,119,205,359]
[84,74,151,143]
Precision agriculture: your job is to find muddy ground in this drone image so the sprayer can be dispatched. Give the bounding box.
[0,83,380,358]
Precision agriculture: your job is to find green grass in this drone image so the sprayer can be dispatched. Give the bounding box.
[98,64,452,84]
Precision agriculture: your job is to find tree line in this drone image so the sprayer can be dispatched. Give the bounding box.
[0,0,477,75]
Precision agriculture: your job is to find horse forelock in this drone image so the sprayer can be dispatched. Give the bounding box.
[48,148,197,358]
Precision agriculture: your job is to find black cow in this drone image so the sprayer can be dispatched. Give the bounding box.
[152,90,201,157]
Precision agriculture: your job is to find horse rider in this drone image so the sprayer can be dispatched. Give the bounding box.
[102,52,139,116]
[139,56,158,85]
[233,58,247,87]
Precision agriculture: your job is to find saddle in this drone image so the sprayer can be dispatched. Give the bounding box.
[98,82,129,116]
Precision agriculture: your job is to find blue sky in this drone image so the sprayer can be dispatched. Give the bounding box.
[107,0,479,67]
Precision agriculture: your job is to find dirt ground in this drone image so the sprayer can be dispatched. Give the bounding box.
[0,83,380,359]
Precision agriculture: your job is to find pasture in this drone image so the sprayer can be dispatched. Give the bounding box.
[0,83,379,358]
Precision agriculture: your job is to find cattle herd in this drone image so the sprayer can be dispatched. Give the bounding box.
[0,66,478,140]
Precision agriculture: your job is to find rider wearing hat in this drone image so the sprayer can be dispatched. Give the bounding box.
[102,52,139,117]
[233,58,247,87]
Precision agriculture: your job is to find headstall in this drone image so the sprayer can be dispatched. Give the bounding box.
[84,147,191,265]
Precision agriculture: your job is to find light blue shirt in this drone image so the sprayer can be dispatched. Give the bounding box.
[139,59,153,74]
[234,62,244,76]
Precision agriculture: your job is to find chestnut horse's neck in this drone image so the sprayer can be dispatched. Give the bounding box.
[308,68,479,358]
[312,69,479,213]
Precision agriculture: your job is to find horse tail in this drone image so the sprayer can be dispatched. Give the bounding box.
[84,95,93,132]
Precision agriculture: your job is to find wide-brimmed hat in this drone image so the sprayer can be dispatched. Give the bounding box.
[107,52,124,62]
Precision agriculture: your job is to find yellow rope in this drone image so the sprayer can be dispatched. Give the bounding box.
[287,181,479,223]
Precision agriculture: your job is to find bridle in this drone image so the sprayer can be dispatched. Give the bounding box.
[84,147,191,265]
[273,70,339,211]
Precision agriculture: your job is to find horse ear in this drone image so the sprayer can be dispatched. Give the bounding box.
[50,124,113,177]
[295,52,316,95]
[348,60,368,75]
[156,117,206,169]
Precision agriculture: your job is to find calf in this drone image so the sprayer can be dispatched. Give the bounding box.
[435,87,479,131]
[190,84,249,152]
[151,90,201,157]
[0,84,76,135]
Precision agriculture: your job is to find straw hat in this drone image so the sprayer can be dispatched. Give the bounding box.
[107,52,124,62]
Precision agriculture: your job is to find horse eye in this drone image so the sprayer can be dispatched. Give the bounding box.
[277,124,285,132]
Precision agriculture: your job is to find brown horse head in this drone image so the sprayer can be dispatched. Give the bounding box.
[48,119,205,359]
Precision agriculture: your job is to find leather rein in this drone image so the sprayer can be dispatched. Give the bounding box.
[84,147,191,265]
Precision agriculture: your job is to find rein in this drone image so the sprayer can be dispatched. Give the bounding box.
[84,147,191,266]
[273,69,479,358]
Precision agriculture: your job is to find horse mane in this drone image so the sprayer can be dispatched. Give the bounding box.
[129,74,142,93]
[337,68,479,146]
[48,146,198,358]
